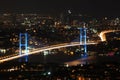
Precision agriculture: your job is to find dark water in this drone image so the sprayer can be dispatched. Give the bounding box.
[0,55,120,80]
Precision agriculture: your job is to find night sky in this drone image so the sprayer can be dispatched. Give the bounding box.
[0,0,120,16]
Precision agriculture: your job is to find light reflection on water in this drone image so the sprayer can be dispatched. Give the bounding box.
[65,56,96,66]
[78,76,91,80]
[78,76,101,80]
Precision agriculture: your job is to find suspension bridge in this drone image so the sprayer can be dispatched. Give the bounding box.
[0,29,119,63]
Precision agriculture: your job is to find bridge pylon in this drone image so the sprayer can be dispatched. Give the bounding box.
[19,33,28,62]
[80,28,87,56]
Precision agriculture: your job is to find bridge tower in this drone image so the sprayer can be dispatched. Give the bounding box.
[80,27,87,56]
[19,33,28,62]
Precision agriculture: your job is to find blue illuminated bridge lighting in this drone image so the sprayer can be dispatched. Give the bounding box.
[0,28,97,63]
[19,33,28,62]
[80,28,87,57]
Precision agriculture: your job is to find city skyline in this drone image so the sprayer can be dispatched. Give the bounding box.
[0,1,120,79]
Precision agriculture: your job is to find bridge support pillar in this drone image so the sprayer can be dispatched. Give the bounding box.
[19,33,28,62]
[80,28,87,56]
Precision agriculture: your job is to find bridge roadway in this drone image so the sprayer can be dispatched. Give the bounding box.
[99,30,120,41]
[0,30,119,63]
[0,42,96,63]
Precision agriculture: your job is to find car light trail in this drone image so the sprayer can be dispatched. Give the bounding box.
[99,30,120,41]
[0,42,96,63]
